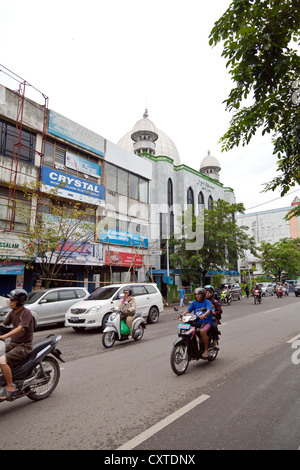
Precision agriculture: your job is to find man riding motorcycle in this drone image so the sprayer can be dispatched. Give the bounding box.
[178,287,212,358]
[0,289,34,401]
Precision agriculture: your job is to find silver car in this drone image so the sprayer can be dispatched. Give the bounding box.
[0,287,89,328]
[258,283,274,296]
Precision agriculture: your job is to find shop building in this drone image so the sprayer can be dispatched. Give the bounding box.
[0,83,152,294]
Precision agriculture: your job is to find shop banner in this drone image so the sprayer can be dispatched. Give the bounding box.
[41,166,105,206]
[105,250,143,267]
[100,229,148,248]
[0,261,25,275]
[66,152,101,178]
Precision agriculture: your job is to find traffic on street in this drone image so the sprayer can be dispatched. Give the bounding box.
[1,293,299,451]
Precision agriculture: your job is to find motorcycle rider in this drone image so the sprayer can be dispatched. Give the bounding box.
[204,285,222,350]
[255,284,262,302]
[0,289,34,401]
[179,287,213,358]
[119,288,136,338]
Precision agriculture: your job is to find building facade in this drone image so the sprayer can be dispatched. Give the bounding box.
[236,197,300,278]
[118,110,237,290]
[0,84,152,294]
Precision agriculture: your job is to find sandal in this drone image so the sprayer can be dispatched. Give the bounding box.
[0,387,16,402]
[202,352,209,359]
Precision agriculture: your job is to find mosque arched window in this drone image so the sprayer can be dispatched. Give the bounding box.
[167,178,173,207]
[208,195,213,210]
[187,187,194,209]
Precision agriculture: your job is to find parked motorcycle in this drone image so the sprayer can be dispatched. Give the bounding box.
[253,289,262,304]
[102,307,146,348]
[0,324,64,403]
[170,309,220,375]
[220,289,231,306]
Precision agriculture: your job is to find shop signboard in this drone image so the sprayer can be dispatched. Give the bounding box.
[105,250,143,267]
[100,228,148,248]
[65,152,101,178]
[41,166,105,206]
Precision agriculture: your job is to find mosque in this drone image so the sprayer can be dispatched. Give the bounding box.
[117,110,237,290]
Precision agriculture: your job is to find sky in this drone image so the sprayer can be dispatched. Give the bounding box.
[0,0,299,214]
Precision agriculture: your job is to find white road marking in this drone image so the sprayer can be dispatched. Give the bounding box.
[287,333,300,344]
[117,394,210,450]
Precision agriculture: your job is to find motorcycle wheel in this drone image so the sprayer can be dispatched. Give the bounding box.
[102,331,116,348]
[27,356,60,401]
[170,342,189,375]
[133,324,144,341]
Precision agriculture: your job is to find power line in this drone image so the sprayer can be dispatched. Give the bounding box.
[245,189,300,211]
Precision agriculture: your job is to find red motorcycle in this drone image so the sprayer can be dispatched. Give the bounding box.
[276,288,283,298]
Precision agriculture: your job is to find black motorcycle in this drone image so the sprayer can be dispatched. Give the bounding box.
[0,324,64,403]
[170,309,220,375]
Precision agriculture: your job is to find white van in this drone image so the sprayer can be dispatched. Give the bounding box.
[65,283,164,331]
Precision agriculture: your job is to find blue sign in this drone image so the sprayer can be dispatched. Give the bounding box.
[0,262,24,275]
[100,229,148,248]
[41,166,105,205]
[48,110,105,157]
[66,152,101,178]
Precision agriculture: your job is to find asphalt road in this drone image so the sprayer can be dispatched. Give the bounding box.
[0,294,299,451]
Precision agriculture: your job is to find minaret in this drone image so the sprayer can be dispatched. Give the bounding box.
[130,109,158,156]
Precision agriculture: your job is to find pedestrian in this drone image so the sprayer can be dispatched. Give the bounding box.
[177,285,186,307]
[245,285,249,298]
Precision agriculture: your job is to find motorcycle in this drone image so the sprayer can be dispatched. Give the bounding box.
[170,309,220,375]
[276,288,283,298]
[102,307,146,348]
[0,324,64,403]
[220,289,231,306]
[253,289,262,304]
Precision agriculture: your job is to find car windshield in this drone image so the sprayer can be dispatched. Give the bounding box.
[86,287,119,301]
[26,291,47,305]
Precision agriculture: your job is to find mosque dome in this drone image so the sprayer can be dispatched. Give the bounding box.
[117,110,181,166]
[199,150,221,181]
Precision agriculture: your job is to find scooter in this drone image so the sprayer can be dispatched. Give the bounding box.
[276,288,283,298]
[220,290,231,306]
[102,308,146,348]
[170,308,220,375]
[0,324,64,403]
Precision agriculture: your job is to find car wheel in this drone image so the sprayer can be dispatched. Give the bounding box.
[147,306,159,324]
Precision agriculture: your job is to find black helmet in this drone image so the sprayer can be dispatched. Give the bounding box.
[194,287,206,298]
[7,289,28,307]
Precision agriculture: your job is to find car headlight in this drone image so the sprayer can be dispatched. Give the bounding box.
[86,306,101,315]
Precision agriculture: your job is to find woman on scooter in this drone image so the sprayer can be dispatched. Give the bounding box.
[204,285,222,350]
[119,289,136,338]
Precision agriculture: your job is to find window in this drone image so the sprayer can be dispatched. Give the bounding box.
[187,187,194,207]
[145,285,157,294]
[0,186,31,231]
[59,290,76,301]
[208,195,213,210]
[129,173,139,200]
[118,168,128,196]
[75,289,88,298]
[198,191,204,205]
[132,286,147,296]
[43,291,59,303]
[167,178,173,207]
[0,118,36,165]
[139,177,149,203]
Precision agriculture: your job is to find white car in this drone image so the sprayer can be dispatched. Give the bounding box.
[258,283,274,296]
[65,283,164,331]
[0,287,89,328]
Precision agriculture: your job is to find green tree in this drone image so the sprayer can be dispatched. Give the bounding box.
[260,237,300,281]
[15,182,96,288]
[209,0,300,212]
[169,200,257,285]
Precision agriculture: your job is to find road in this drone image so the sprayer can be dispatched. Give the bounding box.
[0,294,299,451]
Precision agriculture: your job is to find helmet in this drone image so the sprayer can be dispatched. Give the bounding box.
[204,285,215,294]
[7,289,28,307]
[124,288,132,296]
[194,287,206,298]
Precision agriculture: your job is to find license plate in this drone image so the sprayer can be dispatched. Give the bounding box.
[71,316,79,322]
[178,323,190,330]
